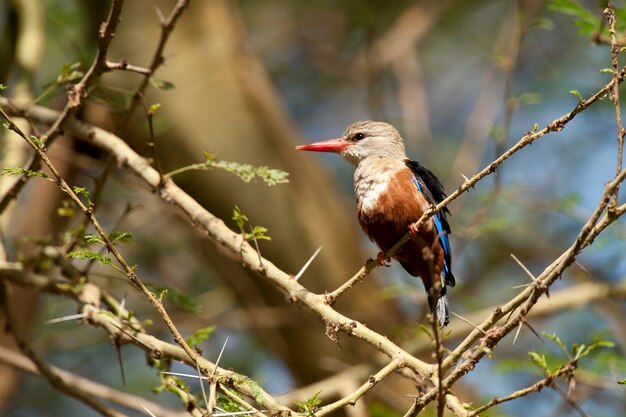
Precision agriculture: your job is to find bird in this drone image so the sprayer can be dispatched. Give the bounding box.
[296,121,455,327]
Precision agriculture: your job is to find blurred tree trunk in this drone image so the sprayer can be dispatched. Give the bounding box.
[112,0,404,385]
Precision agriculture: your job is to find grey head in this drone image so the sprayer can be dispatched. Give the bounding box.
[340,121,407,165]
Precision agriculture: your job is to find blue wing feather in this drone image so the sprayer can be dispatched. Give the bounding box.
[407,161,455,287]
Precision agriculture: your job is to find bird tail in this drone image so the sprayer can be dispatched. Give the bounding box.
[427,274,450,327]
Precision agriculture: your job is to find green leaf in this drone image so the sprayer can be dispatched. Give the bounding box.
[145,283,201,313]
[0,84,6,91]
[148,103,161,114]
[67,250,113,267]
[185,326,216,347]
[110,231,133,244]
[528,351,549,371]
[1,167,49,179]
[618,379,626,385]
[548,0,601,36]
[600,68,615,74]
[518,92,541,106]
[217,395,242,413]
[295,389,323,415]
[150,79,175,90]
[232,206,248,234]
[83,234,105,245]
[166,152,289,186]
[532,123,539,133]
[570,89,583,101]
[30,134,47,148]
[250,225,271,241]
[544,332,569,359]
[57,200,76,218]
[72,186,92,207]
[58,62,84,83]
[573,339,614,360]
[232,207,271,241]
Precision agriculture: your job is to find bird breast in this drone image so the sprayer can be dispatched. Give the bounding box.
[355,159,415,213]
[355,159,434,251]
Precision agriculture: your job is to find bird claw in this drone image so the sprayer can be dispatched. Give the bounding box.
[376,252,391,267]
[408,223,419,234]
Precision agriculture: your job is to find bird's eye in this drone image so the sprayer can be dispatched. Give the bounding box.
[354,133,365,141]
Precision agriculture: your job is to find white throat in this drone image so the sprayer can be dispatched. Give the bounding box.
[354,158,405,213]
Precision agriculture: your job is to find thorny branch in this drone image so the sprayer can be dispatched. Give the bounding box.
[0,0,125,214]
[466,362,577,417]
[606,3,625,211]
[0,282,127,417]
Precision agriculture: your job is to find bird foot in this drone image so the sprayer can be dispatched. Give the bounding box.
[376,252,391,267]
[408,223,419,234]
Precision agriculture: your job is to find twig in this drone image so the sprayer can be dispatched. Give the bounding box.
[550,379,592,417]
[122,0,190,129]
[605,4,625,211]
[467,362,576,416]
[105,59,152,75]
[314,359,401,416]
[0,282,127,417]
[0,0,125,214]
[0,345,188,417]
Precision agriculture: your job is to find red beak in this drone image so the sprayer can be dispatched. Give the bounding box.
[295,138,350,153]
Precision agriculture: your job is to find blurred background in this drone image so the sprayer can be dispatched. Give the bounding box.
[1,0,625,416]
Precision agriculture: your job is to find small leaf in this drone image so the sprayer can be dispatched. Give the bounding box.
[72,186,92,207]
[83,234,105,245]
[148,103,161,114]
[518,92,541,106]
[600,68,615,74]
[185,326,216,347]
[150,79,175,90]
[57,200,76,217]
[570,89,583,101]
[532,123,539,133]
[250,225,271,241]
[67,250,113,267]
[1,167,49,178]
[0,84,6,91]
[232,206,248,234]
[528,351,549,371]
[146,283,201,313]
[110,231,133,244]
[295,389,323,415]
[618,379,626,385]
[544,332,569,359]
[58,62,84,83]
[30,135,46,149]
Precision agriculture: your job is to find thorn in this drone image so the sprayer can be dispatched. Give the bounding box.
[575,260,592,277]
[139,402,158,417]
[153,5,165,24]
[512,320,523,345]
[45,313,86,324]
[510,253,538,282]
[196,359,209,410]
[118,292,127,320]
[460,173,470,182]
[294,246,323,281]
[248,224,264,268]
[212,336,229,375]
[523,320,544,343]
[450,311,487,335]
[161,371,208,380]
